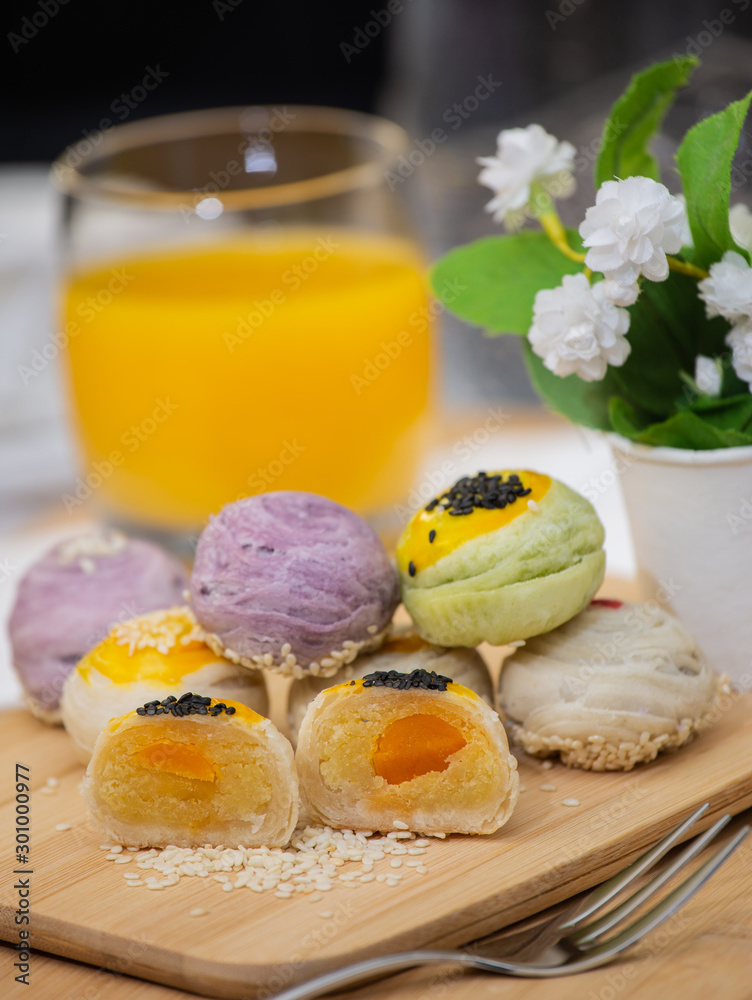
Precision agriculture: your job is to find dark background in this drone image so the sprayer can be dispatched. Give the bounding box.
[4,0,752,163]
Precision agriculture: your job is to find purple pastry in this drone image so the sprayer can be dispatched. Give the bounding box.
[189,492,400,677]
[8,531,187,723]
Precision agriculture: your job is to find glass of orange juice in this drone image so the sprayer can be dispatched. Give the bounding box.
[51,106,433,549]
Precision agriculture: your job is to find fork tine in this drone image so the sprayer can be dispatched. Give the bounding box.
[569,813,732,947]
[572,824,750,969]
[556,802,710,932]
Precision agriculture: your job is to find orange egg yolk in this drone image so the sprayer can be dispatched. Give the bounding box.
[131,740,216,782]
[372,714,467,784]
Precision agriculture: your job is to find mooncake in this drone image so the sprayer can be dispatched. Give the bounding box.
[189,492,400,677]
[9,531,186,723]
[61,607,268,762]
[82,694,298,848]
[397,470,605,647]
[287,627,494,745]
[498,599,724,770]
[296,668,519,834]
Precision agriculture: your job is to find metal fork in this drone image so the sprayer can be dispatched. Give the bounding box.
[272,803,749,999]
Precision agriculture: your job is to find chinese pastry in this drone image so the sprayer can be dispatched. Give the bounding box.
[61,607,268,763]
[397,471,605,647]
[8,531,187,723]
[287,627,494,744]
[82,694,298,848]
[189,492,400,677]
[296,668,519,835]
[498,599,724,771]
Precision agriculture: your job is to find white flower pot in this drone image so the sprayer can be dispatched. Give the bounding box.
[607,434,752,688]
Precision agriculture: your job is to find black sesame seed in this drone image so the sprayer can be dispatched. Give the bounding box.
[226,706,236,715]
[408,561,416,577]
[428,530,436,543]
[422,472,534,518]
[136,707,146,715]
[362,668,452,692]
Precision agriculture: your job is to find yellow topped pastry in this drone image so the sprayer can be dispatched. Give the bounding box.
[398,470,605,647]
[61,607,268,762]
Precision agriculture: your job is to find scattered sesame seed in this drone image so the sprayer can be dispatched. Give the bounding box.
[562,798,581,807]
[55,823,71,831]
[392,820,409,830]
[519,785,527,792]
[367,625,379,635]
[527,499,541,513]
[541,761,554,770]
[123,873,140,880]
[189,907,207,916]
[39,786,56,795]
[45,777,59,788]
[319,910,333,919]
[100,823,435,899]
[540,784,557,792]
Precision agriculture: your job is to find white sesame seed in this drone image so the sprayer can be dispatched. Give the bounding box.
[540,784,557,792]
[55,823,71,832]
[114,857,131,864]
[562,798,581,807]
[392,820,409,830]
[319,910,333,919]
[123,873,140,880]
[108,845,124,853]
[189,907,207,916]
[541,761,553,770]
[39,786,56,795]
[46,777,59,787]
[527,499,540,513]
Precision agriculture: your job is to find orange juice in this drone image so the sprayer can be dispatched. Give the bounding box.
[63,229,432,529]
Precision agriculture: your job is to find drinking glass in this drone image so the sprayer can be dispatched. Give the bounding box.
[51,105,433,549]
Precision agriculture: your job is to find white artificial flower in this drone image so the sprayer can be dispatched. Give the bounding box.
[528,273,631,382]
[727,321,752,389]
[694,355,722,397]
[579,176,686,285]
[698,251,752,322]
[730,203,752,252]
[477,124,576,229]
[601,278,640,306]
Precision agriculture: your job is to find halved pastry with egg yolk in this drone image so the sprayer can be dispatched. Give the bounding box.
[82,694,298,848]
[296,670,518,835]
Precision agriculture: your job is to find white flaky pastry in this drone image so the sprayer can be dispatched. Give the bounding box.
[296,670,518,835]
[61,607,268,763]
[287,628,494,745]
[82,695,298,848]
[499,600,725,771]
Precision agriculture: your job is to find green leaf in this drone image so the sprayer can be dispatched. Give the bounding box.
[609,398,752,448]
[690,393,752,431]
[676,92,752,269]
[429,231,583,335]
[595,57,698,188]
[522,342,620,431]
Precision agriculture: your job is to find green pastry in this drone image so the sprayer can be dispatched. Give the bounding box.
[397,470,605,647]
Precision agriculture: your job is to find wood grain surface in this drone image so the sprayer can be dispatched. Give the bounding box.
[2,687,751,1000]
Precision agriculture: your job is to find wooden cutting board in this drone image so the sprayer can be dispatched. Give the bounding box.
[2,692,752,999]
